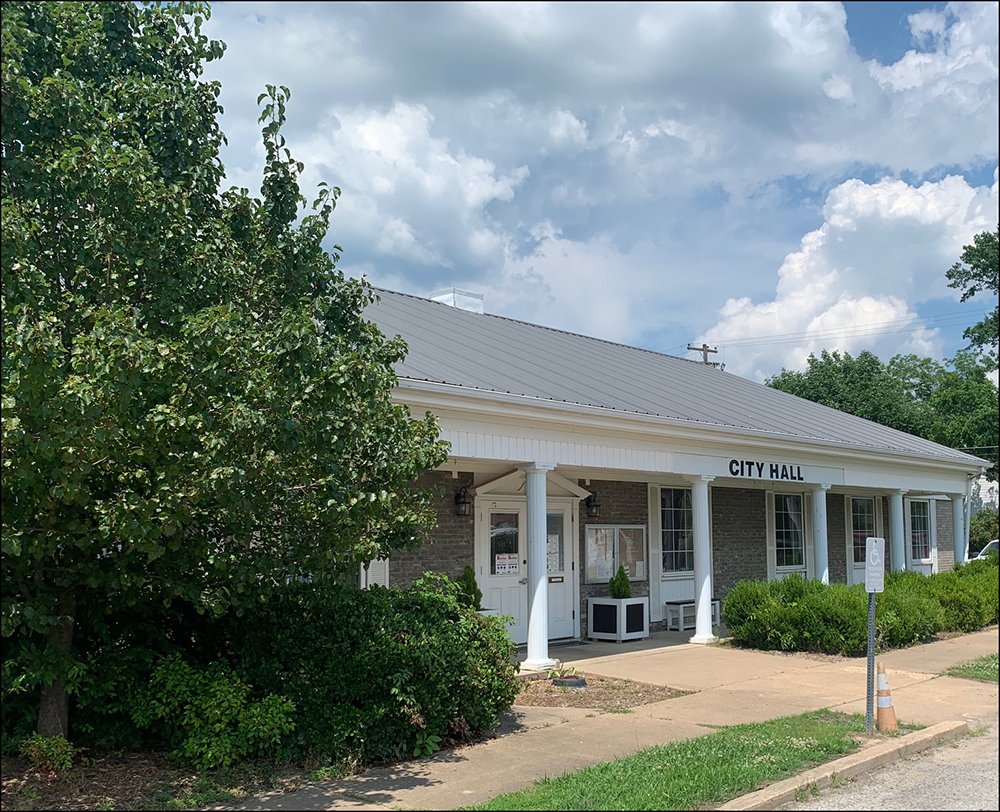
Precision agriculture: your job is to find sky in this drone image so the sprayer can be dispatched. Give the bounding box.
[204,1,999,382]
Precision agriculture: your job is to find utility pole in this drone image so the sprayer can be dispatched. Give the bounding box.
[687,343,721,368]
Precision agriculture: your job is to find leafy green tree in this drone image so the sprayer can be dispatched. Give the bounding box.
[2,1,446,738]
[766,350,933,438]
[947,226,999,370]
[768,350,997,479]
[969,508,998,556]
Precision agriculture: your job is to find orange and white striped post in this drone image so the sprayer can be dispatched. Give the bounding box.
[876,662,897,733]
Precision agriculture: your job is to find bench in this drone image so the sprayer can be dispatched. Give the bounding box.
[664,599,721,631]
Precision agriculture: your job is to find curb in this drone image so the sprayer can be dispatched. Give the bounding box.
[716,719,969,811]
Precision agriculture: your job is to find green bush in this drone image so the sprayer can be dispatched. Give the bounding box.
[609,565,632,599]
[19,733,75,772]
[228,575,518,767]
[132,655,295,771]
[724,557,997,656]
[457,564,484,610]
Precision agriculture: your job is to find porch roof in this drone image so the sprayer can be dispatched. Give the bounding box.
[364,289,987,469]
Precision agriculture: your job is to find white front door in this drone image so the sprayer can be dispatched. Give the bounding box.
[476,499,578,644]
[478,501,528,643]
[545,506,575,640]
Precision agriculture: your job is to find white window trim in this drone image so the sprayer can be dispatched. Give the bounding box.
[658,485,696,579]
[904,497,936,566]
[766,491,813,580]
[844,494,884,583]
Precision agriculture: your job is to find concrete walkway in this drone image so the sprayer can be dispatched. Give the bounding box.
[226,627,999,811]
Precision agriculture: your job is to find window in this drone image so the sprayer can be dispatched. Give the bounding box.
[851,497,876,565]
[585,525,646,584]
[909,501,930,561]
[661,488,693,573]
[774,494,804,568]
[489,511,519,575]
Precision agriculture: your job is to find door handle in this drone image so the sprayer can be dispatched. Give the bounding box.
[518,577,528,585]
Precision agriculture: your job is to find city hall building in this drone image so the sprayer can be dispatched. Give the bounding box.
[361,289,989,670]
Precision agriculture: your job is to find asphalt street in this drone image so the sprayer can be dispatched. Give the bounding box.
[782,717,1000,811]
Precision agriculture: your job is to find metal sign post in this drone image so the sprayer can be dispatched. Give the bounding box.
[864,537,885,736]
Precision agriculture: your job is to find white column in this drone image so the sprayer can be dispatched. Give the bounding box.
[689,475,715,644]
[889,490,906,572]
[951,494,966,566]
[812,485,830,584]
[522,463,556,671]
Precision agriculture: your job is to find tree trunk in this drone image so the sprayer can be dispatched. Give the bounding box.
[37,593,76,738]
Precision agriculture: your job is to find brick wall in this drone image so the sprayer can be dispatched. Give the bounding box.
[711,487,768,597]
[827,492,847,583]
[578,479,650,633]
[937,499,955,572]
[389,470,475,588]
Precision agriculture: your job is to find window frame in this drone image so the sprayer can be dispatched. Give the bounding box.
[850,496,877,567]
[773,492,806,570]
[660,487,694,575]
[907,499,932,563]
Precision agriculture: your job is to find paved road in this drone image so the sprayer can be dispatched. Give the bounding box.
[782,718,999,811]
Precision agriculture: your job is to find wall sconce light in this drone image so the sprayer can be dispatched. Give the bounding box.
[585,493,601,518]
[454,485,472,517]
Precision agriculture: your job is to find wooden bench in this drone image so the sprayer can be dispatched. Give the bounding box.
[664,599,721,631]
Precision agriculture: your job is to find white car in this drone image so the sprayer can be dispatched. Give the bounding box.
[971,539,999,561]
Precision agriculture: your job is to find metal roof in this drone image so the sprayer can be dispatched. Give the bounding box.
[364,289,987,468]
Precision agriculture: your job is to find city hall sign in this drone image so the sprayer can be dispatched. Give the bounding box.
[728,458,806,482]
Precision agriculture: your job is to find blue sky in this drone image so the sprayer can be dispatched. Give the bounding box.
[204,1,998,381]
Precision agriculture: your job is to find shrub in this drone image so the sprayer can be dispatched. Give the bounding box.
[724,558,997,657]
[609,565,632,599]
[132,655,295,771]
[228,575,518,767]
[457,565,484,610]
[20,733,75,772]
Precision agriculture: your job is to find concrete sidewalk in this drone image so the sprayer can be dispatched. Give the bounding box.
[225,627,999,811]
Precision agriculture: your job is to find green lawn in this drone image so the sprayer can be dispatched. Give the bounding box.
[470,710,864,811]
[947,653,999,683]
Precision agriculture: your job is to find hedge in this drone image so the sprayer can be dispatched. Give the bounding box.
[225,573,519,767]
[723,557,998,656]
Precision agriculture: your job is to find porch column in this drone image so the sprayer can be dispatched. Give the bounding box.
[689,475,715,644]
[522,463,557,671]
[951,493,966,565]
[812,485,830,584]
[889,489,906,571]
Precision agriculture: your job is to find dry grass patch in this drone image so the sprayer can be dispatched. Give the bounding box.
[515,673,688,711]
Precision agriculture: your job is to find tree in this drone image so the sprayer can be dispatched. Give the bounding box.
[766,350,934,438]
[2,2,447,738]
[768,350,997,479]
[947,226,999,370]
[968,508,998,556]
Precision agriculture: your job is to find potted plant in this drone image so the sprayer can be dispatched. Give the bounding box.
[587,565,650,642]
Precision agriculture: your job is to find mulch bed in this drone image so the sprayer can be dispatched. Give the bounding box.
[515,672,688,710]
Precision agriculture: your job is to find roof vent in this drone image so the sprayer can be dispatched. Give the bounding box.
[430,287,484,313]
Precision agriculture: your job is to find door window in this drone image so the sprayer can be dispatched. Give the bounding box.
[546,513,564,572]
[489,511,520,575]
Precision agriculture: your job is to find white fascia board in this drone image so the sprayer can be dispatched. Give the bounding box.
[393,380,986,476]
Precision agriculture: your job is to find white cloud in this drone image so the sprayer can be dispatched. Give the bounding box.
[698,173,999,381]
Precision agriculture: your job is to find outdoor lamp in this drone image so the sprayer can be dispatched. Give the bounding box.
[586,493,601,517]
[454,485,472,517]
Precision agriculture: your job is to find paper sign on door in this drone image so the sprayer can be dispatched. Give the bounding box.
[495,553,519,575]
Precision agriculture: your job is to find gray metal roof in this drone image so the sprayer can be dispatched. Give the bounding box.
[364,289,987,468]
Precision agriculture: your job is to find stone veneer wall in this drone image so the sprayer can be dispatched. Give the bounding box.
[827,493,848,584]
[936,499,955,572]
[710,487,767,597]
[389,470,475,589]
[578,479,651,634]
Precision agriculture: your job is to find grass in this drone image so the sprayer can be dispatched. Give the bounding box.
[946,653,999,683]
[469,709,865,811]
